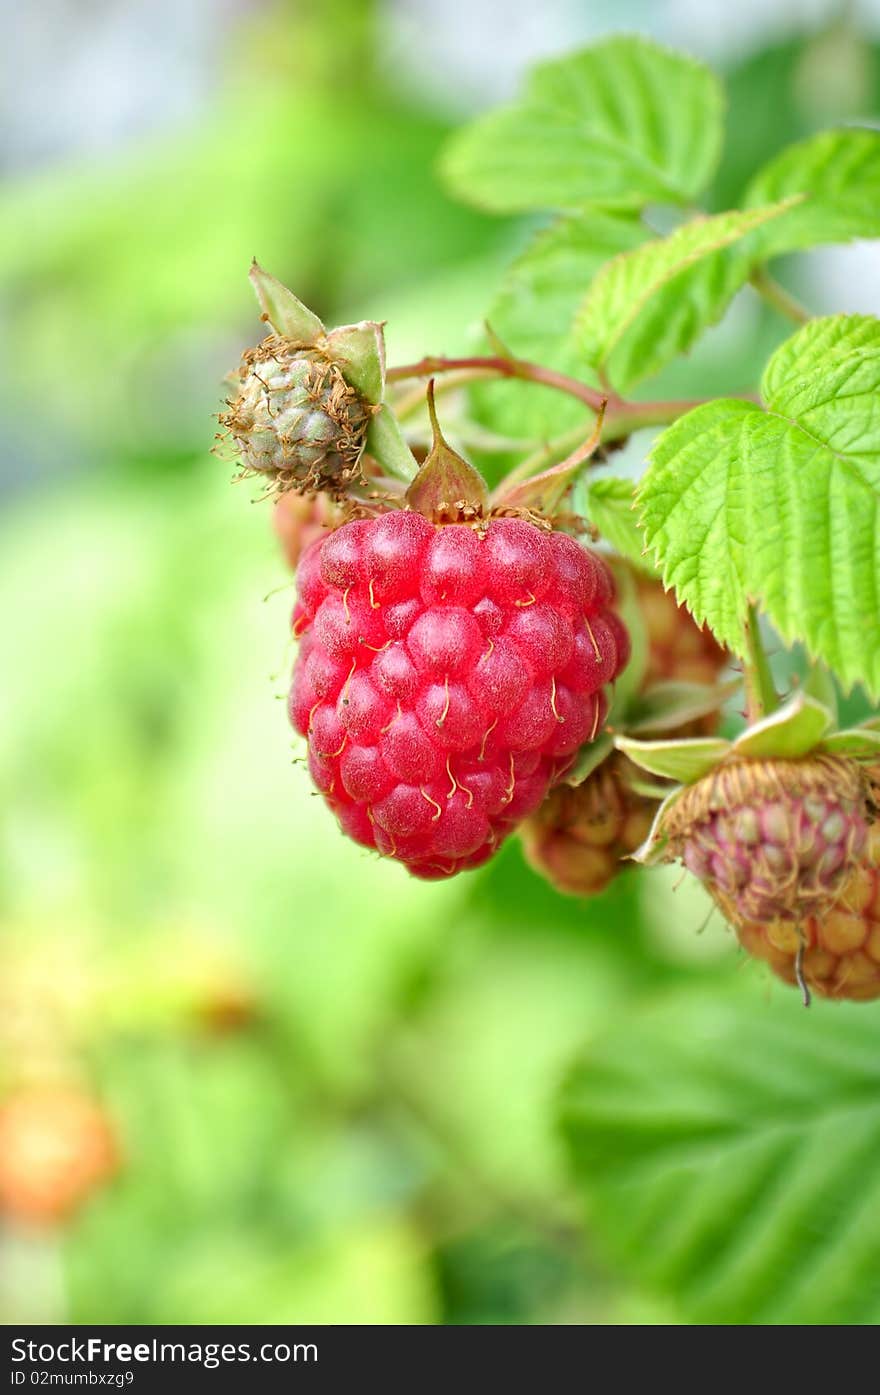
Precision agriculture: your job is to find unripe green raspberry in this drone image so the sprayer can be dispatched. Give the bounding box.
[221,336,371,496]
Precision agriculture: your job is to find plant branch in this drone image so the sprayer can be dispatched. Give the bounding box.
[750,267,812,325]
[392,369,496,422]
[388,353,709,445]
[386,353,612,413]
[743,603,779,721]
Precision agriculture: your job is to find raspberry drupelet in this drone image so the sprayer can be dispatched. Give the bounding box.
[736,824,880,1001]
[289,511,627,878]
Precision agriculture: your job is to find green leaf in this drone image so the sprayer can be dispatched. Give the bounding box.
[744,127,880,260]
[441,36,724,213]
[476,212,648,440]
[639,315,880,696]
[760,311,880,408]
[587,476,654,571]
[731,693,834,758]
[560,989,880,1324]
[576,203,797,392]
[614,735,732,784]
[640,397,770,648]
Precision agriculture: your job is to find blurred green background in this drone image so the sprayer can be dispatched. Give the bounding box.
[3,0,880,1327]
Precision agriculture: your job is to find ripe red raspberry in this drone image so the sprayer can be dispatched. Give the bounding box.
[289,511,626,878]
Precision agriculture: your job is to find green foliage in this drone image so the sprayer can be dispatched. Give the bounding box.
[575,203,794,392]
[477,212,647,439]
[441,37,724,212]
[560,988,880,1323]
[585,476,651,570]
[5,7,880,1333]
[745,128,880,258]
[708,27,880,209]
[639,316,880,695]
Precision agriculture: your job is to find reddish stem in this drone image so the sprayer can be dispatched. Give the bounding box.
[386,353,709,434]
[386,354,614,413]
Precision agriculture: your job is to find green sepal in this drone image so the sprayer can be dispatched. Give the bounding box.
[822,727,880,759]
[248,261,325,342]
[492,452,588,516]
[484,321,516,359]
[731,692,834,758]
[625,678,740,736]
[606,559,650,715]
[630,787,685,865]
[323,321,386,404]
[802,663,839,724]
[406,385,490,519]
[627,774,679,801]
[365,405,419,484]
[492,408,605,517]
[564,733,614,787]
[614,734,732,784]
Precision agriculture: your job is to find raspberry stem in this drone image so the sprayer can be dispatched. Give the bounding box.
[387,353,719,445]
[387,353,611,412]
[749,267,812,325]
[743,602,779,720]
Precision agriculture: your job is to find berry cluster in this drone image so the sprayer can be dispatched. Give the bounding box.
[289,511,627,878]
[219,267,880,1004]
